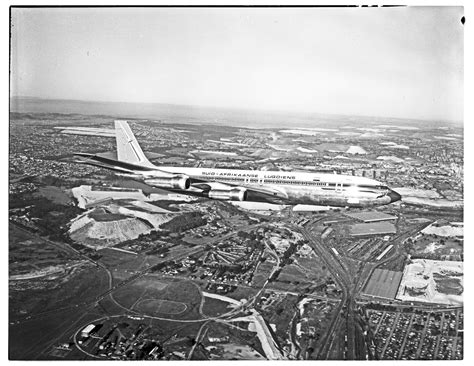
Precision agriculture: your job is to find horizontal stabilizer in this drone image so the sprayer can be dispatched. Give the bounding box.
[73,153,179,179]
[73,152,155,172]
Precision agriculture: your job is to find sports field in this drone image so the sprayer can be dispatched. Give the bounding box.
[135,299,187,315]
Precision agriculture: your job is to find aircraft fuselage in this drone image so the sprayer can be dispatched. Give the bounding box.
[75,120,402,209]
[153,166,401,208]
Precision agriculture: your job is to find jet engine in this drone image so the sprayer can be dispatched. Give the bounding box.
[208,187,248,201]
[144,175,191,190]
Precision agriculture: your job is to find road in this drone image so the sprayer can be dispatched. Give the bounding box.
[11,222,266,324]
[287,218,432,360]
[11,211,439,360]
[291,224,350,359]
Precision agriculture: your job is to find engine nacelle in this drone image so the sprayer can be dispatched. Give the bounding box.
[144,175,191,190]
[208,188,248,201]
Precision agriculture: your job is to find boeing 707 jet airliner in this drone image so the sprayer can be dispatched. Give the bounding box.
[74,120,401,208]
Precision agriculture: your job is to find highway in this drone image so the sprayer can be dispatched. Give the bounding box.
[10,222,265,324]
[290,224,350,359]
[287,217,432,360]
[11,212,437,360]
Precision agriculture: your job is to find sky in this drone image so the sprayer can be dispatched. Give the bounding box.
[10,6,464,122]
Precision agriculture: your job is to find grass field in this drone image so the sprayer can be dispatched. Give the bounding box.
[135,298,187,315]
[9,225,78,276]
[99,249,151,277]
[277,264,305,280]
[9,225,32,242]
[9,266,111,360]
[201,296,232,317]
[9,307,99,360]
[132,277,169,290]
[10,266,110,319]
[33,185,73,205]
[433,275,463,296]
[225,286,260,302]
[251,261,274,287]
[257,292,299,347]
[113,278,203,320]
[296,257,328,277]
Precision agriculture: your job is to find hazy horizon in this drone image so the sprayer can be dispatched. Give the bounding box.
[10,95,462,129]
[10,7,463,124]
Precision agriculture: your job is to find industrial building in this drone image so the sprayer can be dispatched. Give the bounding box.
[362,268,403,299]
[350,221,397,237]
[344,211,397,223]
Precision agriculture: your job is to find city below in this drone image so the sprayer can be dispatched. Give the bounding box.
[9,99,463,360]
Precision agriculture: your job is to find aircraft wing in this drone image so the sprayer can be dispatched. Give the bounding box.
[73,153,288,201]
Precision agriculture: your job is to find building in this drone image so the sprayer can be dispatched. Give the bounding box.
[345,211,397,223]
[81,324,96,338]
[350,222,397,237]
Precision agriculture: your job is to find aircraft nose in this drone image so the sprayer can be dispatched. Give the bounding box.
[388,189,402,203]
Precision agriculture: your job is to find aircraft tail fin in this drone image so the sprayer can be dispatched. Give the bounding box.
[114,120,152,167]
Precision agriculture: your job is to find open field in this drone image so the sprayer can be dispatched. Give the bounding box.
[277,264,306,282]
[113,278,203,320]
[9,97,464,360]
[298,299,340,358]
[98,251,152,281]
[404,220,463,260]
[135,299,187,315]
[207,343,265,360]
[408,235,463,260]
[9,307,101,360]
[257,292,299,349]
[32,185,73,205]
[251,261,274,287]
[10,266,109,319]
[132,277,169,291]
[9,267,111,360]
[201,296,233,317]
[296,257,332,280]
[9,225,78,276]
[202,320,266,360]
[396,259,463,305]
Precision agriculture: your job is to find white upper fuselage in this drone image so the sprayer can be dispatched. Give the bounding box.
[76,121,401,208]
[150,166,398,207]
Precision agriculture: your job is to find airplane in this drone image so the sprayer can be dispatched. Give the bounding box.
[74,120,401,208]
